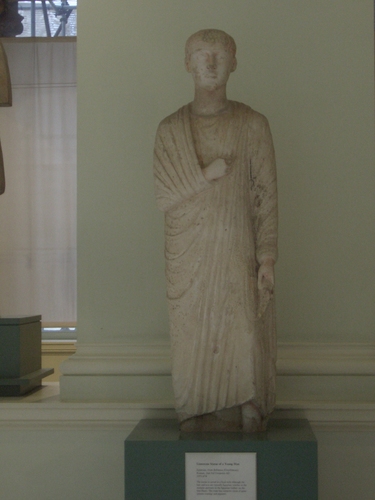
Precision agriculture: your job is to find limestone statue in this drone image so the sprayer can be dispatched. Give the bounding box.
[153,29,278,432]
[0,40,12,194]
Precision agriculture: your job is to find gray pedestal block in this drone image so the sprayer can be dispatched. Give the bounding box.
[125,418,318,500]
[0,316,53,396]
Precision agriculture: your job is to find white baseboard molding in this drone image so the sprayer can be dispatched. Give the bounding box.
[277,342,375,375]
[58,340,375,408]
[60,340,375,376]
[275,401,375,431]
[0,384,374,432]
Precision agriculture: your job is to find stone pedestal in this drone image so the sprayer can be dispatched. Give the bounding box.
[0,316,53,396]
[125,418,318,500]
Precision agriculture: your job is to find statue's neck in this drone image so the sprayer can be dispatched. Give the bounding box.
[190,86,229,116]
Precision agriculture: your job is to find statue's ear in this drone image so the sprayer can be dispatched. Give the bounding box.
[185,56,191,73]
[231,57,237,73]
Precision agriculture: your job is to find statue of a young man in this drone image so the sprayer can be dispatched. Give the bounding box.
[154,29,278,432]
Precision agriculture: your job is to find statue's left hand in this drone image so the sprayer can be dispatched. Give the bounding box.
[257,258,275,318]
[257,258,275,290]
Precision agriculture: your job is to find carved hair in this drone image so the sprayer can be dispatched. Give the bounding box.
[185,29,237,59]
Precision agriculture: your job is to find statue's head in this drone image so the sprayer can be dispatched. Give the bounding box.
[185,29,237,91]
[185,29,237,61]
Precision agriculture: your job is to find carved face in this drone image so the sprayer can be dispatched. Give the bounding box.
[185,40,237,91]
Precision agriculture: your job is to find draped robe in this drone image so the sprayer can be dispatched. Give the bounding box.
[153,101,277,423]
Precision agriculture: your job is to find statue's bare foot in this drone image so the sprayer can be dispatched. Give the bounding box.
[241,401,267,433]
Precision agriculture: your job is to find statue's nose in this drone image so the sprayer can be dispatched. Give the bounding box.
[206,54,217,69]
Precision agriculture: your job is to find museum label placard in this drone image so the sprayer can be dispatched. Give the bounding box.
[185,452,257,500]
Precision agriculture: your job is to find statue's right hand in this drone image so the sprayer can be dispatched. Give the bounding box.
[202,158,232,181]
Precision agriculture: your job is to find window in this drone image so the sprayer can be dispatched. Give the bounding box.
[18,1,77,37]
[0,0,77,38]
[0,39,77,340]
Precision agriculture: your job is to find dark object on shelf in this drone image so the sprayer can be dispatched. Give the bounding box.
[0,1,23,37]
[0,315,53,396]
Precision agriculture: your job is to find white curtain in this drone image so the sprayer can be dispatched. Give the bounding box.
[0,41,76,325]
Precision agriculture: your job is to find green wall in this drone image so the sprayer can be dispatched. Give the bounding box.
[77,1,375,343]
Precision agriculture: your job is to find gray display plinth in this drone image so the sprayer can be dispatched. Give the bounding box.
[0,316,53,396]
[125,418,318,500]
